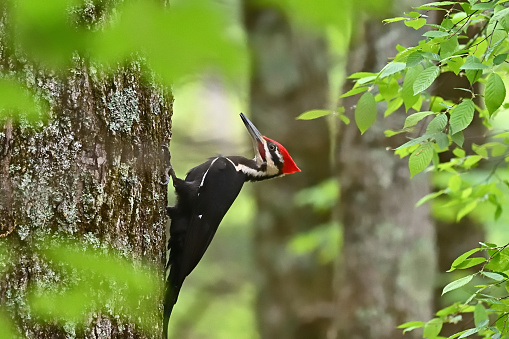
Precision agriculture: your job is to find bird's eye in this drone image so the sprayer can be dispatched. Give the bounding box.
[269,144,276,151]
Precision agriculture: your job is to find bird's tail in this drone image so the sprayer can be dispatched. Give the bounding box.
[162,282,181,339]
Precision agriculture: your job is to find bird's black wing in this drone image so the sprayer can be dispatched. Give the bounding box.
[164,157,245,337]
[179,157,246,279]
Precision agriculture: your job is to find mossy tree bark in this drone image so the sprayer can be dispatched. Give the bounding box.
[0,4,172,338]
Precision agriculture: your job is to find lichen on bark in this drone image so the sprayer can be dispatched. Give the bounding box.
[0,2,173,338]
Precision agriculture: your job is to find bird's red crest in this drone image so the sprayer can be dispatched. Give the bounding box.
[263,137,301,174]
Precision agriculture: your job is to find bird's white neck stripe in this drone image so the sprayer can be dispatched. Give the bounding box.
[200,157,219,187]
[224,157,264,177]
[226,157,279,178]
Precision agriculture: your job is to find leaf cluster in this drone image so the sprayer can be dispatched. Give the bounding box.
[400,243,509,338]
[334,1,509,338]
[341,0,509,223]
[297,2,509,337]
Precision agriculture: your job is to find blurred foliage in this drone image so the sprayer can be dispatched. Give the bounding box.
[10,0,246,81]
[24,238,161,335]
[294,178,339,213]
[3,0,247,124]
[0,311,19,338]
[0,77,47,123]
[288,222,342,264]
[289,180,341,264]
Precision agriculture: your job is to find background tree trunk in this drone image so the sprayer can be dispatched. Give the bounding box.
[0,3,172,337]
[245,1,437,339]
[244,5,334,339]
[334,5,436,338]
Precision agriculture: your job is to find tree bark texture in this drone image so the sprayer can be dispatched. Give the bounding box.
[334,6,436,338]
[0,4,172,338]
[244,5,334,339]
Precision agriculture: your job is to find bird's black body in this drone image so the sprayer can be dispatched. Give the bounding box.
[163,114,300,338]
[164,157,247,319]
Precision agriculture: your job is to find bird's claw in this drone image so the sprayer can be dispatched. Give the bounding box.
[161,144,173,185]
[161,166,172,185]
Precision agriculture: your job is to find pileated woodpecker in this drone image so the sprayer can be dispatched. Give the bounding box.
[163,113,300,338]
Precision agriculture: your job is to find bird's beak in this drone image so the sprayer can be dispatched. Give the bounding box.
[240,113,266,162]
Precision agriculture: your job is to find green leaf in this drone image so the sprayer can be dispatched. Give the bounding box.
[0,78,45,122]
[458,328,478,338]
[463,155,482,168]
[423,318,442,338]
[426,113,447,133]
[442,275,473,295]
[422,52,441,61]
[423,30,449,38]
[405,18,426,30]
[472,1,496,10]
[436,304,463,317]
[339,114,350,125]
[447,56,463,75]
[448,174,462,193]
[384,97,403,117]
[406,11,421,18]
[481,271,505,282]
[413,65,440,95]
[92,1,245,84]
[472,143,488,157]
[460,59,488,70]
[435,132,449,150]
[449,99,475,134]
[491,6,509,22]
[485,73,506,115]
[287,222,341,263]
[453,257,486,270]
[440,36,459,59]
[409,142,434,177]
[402,65,422,110]
[493,53,507,65]
[452,148,466,158]
[406,52,424,67]
[403,111,434,129]
[451,131,464,147]
[450,248,482,270]
[383,17,406,23]
[457,200,478,221]
[12,0,82,68]
[349,72,377,79]
[379,78,400,101]
[297,109,331,120]
[380,62,406,78]
[415,1,456,9]
[397,321,425,329]
[416,190,445,207]
[27,240,161,331]
[464,55,483,84]
[355,92,377,134]
[0,312,18,338]
[340,86,368,98]
[395,134,429,150]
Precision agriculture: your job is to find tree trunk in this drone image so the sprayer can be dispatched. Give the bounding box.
[244,5,334,339]
[0,3,172,337]
[334,7,436,339]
